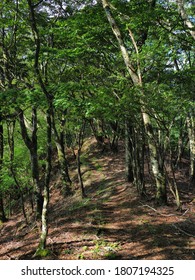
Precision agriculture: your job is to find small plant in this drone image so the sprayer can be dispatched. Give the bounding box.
[95,163,102,171]
[104,251,118,260]
[146,223,157,234]
[63,248,74,255]
[77,253,85,259]
[92,240,120,258]
[69,198,90,212]
[82,246,88,251]
[34,248,51,258]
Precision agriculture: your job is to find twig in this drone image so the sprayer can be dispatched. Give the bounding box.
[172,224,195,238]
[139,202,175,217]
[182,208,189,216]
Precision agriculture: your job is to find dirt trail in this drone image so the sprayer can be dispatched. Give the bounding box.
[0,139,195,259]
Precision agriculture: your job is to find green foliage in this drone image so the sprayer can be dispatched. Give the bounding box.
[63,248,74,255]
[0,0,194,256]
[0,170,15,194]
[35,248,51,258]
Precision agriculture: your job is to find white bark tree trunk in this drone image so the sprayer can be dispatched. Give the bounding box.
[101,0,167,204]
[187,113,195,184]
[176,0,195,40]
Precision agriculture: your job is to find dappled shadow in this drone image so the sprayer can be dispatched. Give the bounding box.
[0,140,194,260]
[47,180,195,260]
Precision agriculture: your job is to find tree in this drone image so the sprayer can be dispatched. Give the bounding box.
[101,0,167,204]
[0,114,7,222]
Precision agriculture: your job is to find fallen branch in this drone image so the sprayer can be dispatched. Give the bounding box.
[172,224,195,238]
[182,208,189,216]
[139,202,175,217]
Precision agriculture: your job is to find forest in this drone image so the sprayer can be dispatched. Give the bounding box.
[0,0,194,260]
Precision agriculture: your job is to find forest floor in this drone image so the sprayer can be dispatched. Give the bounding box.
[0,137,195,260]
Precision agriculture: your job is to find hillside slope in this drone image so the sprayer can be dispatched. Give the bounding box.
[0,138,194,260]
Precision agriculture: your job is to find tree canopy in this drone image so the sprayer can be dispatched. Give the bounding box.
[0,0,194,257]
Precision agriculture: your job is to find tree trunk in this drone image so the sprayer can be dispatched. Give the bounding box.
[187,113,195,186]
[0,118,7,222]
[101,0,167,204]
[77,148,86,198]
[175,120,187,168]
[176,0,195,40]
[125,120,134,183]
[0,195,7,223]
[7,120,28,223]
[89,119,104,145]
[77,121,86,198]
[109,121,120,153]
[36,108,52,256]
[18,108,43,219]
[125,119,145,195]
[133,126,145,196]
[55,140,72,195]
[50,110,72,195]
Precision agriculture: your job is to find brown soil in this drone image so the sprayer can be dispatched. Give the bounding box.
[0,138,195,260]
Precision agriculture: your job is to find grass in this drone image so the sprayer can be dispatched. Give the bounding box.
[77,253,85,259]
[63,248,74,255]
[34,248,51,258]
[91,240,120,258]
[104,251,118,259]
[69,197,91,212]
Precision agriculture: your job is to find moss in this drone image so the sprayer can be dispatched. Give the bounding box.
[104,251,118,259]
[34,248,51,258]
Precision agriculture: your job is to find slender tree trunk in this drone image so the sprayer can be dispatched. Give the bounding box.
[187,113,195,186]
[166,131,181,209]
[77,148,86,198]
[54,114,72,195]
[52,113,72,195]
[133,125,145,196]
[18,108,43,219]
[36,108,52,255]
[143,111,166,203]
[7,120,28,223]
[101,0,167,204]
[0,117,7,222]
[125,119,145,195]
[27,0,72,196]
[131,123,145,195]
[109,121,119,152]
[55,140,72,195]
[125,120,134,183]
[0,195,7,223]
[77,121,86,198]
[175,120,187,168]
[89,119,104,145]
